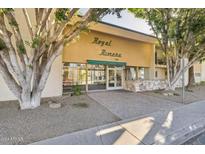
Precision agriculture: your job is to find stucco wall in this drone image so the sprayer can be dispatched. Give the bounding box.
[63,30,155,68]
[194,63,202,83]
[0,75,16,101]
[194,62,205,83]
[41,55,63,98]
[201,63,205,81]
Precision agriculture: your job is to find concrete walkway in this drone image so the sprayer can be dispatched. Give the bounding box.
[88,91,182,119]
[32,100,205,145]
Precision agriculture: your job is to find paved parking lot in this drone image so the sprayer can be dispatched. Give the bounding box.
[88,90,182,119]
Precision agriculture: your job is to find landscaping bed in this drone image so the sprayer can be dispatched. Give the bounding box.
[142,85,205,104]
[0,95,119,144]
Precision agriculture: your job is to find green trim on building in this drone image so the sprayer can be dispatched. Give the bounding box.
[87,60,126,66]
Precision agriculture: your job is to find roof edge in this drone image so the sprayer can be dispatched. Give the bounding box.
[97,20,156,39]
[77,14,156,39]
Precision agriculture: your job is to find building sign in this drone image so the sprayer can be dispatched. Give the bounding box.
[92,37,122,58]
[99,49,122,58]
[92,37,112,47]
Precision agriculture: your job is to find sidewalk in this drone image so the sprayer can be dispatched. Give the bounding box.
[32,100,205,145]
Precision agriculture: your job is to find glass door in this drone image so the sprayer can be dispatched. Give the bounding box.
[108,69,115,88]
[107,66,123,90]
[116,69,122,87]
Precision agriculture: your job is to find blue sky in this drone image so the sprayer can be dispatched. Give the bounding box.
[80,9,153,36]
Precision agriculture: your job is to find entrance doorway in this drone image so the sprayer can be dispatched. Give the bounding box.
[107,66,123,90]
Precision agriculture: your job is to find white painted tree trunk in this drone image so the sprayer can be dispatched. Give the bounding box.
[166,59,189,91]
[0,8,101,110]
[19,91,42,110]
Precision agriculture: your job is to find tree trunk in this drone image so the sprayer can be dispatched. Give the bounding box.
[166,63,189,91]
[186,65,195,89]
[0,9,101,110]
[165,56,173,91]
[19,91,42,110]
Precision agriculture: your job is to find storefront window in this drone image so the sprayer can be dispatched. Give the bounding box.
[63,63,86,93]
[138,67,150,79]
[88,64,106,90]
[138,67,145,79]
[125,66,137,80]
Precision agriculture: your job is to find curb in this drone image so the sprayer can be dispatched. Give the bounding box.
[154,118,205,145]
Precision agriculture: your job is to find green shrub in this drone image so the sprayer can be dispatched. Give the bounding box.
[55,9,70,22]
[72,84,82,96]
[200,81,205,85]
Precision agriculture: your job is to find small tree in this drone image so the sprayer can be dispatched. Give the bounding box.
[129,8,205,90]
[0,8,122,109]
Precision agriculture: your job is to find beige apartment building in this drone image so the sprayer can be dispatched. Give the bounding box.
[0,9,159,101]
[2,9,204,102]
[62,22,157,93]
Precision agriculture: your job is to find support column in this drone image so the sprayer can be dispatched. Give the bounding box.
[149,44,156,79]
[85,63,88,92]
[136,67,139,80]
[106,65,108,90]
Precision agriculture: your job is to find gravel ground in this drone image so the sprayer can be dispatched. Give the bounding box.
[0,95,120,145]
